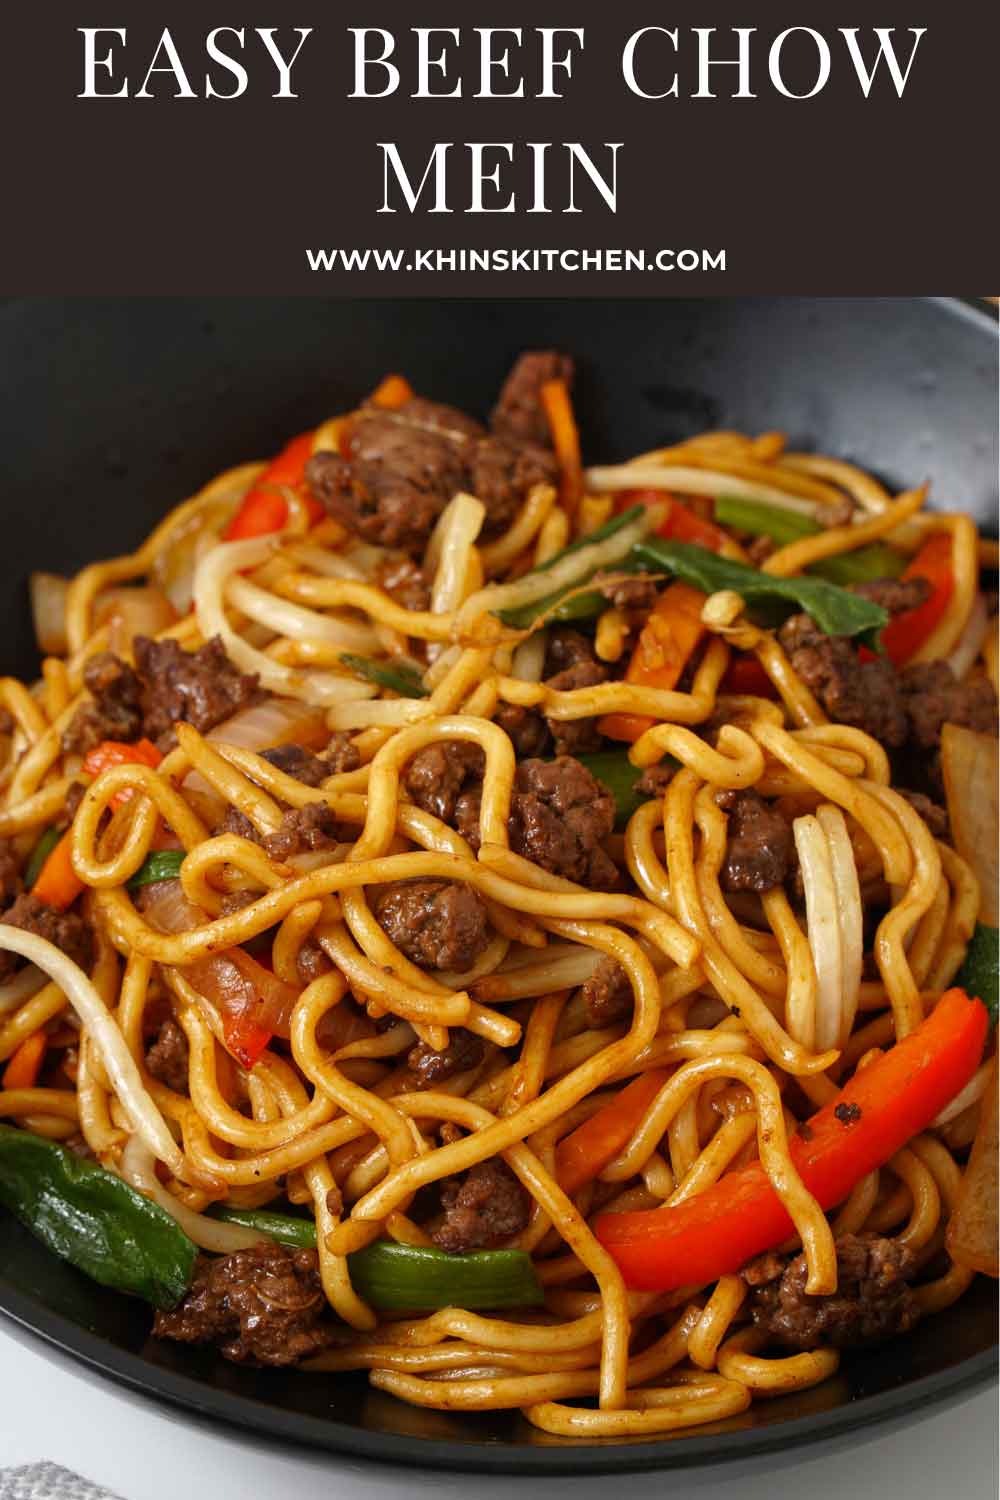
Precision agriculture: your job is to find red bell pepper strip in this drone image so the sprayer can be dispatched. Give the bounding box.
[556,1068,671,1196]
[223,431,324,542]
[621,490,730,554]
[599,581,708,743]
[719,656,777,698]
[875,534,954,666]
[82,738,162,810]
[2,1030,48,1090]
[594,988,988,1291]
[210,949,300,1070]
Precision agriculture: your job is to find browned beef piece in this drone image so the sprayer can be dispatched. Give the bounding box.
[153,1244,334,1366]
[305,402,476,551]
[402,741,486,825]
[264,802,341,861]
[778,615,909,748]
[468,435,559,537]
[544,659,609,757]
[716,789,794,894]
[743,1233,918,1350]
[260,744,331,786]
[580,955,633,1027]
[406,1028,486,1089]
[432,1157,531,1253]
[900,660,999,748]
[376,556,432,612]
[544,627,599,675]
[133,636,258,752]
[898,789,950,840]
[507,757,619,889]
[322,732,362,775]
[369,879,490,971]
[598,574,659,612]
[64,781,86,824]
[297,941,331,985]
[635,762,674,798]
[62,651,144,754]
[490,350,574,448]
[0,839,20,906]
[493,702,550,758]
[218,889,258,917]
[145,1018,189,1093]
[852,577,932,614]
[0,892,93,982]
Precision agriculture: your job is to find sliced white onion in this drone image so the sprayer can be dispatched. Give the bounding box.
[511,631,548,683]
[0,925,184,1175]
[427,492,486,610]
[456,504,654,633]
[946,593,990,681]
[30,573,69,655]
[932,1061,992,1127]
[206,696,330,753]
[282,543,367,580]
[0,963,48,1016]
[95,585,178,656]
[193,535,377,707]
[793,814,844,1053]
[121,1134,266,1252]
[816,804,863,1048]
[226,574,380,655]
[585,464,820,517]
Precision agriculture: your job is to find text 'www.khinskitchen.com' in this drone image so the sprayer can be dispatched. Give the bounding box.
[305,247,727,273]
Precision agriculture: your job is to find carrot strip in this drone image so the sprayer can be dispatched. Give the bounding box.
[32,831,84,911]
[3,1030,48,1090]
[556,1068,671,1196]
[599,581,708,743]
[369,374,415,410]
[541,378,583,516]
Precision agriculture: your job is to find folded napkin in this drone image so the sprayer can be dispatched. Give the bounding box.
[0,1465,125,1500]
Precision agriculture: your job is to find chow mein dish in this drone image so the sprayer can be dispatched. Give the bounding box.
[0,353,996,1441]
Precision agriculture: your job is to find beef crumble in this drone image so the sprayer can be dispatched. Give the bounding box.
[134,636,259,752]
[369,879,491,972]
[406,1028,486,1089]
[62,651,144,755]
[580,955,634,1027]
[900,660,999,748]
[0,839,20,907]
[716,789,793,893]
[778,615,909,748]
[376,556,432,613]
[490,350,574,448]
[432,1157,531,1254]
[153,1244,334,1366]
[0,893,94,983]
[145,1018,190,1093]
[259,743,332,787]
[743,1233,918,1350]
[222,799,341,862]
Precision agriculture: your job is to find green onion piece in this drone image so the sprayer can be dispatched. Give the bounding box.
[211,1206,544,1310]
[0,1125,197,1310]
[127,849,186,891]
[630,538,889,648]
[340,655,429,698]
[954,923,999,1027]
[713,497,907,587]
[23,827,62,890]
[533,505,644,576]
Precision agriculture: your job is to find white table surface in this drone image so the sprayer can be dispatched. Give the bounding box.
[0,1322,996,1499]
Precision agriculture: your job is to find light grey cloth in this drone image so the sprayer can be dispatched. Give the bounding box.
[0,1466,125,1500]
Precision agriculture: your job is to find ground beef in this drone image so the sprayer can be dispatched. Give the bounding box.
[62,651,144,755]
[64,781,86,824]
[597,574,659,612]
[506,757,620,889]
[635,762,674,799]
[743,1233,918,1350]
[133,636,258,752]
[0,839,20,906]
[376,556,432,613]
[544,627,598,676]
[852,577,933,614]
[490,350,574,448]
[404,744,619,889]
[259,743,331,787]
[218,889,258,917]
[492,702,550,758]
[306,372,560,552]
[543,658,609,757]
[432,1157,531,1254]
[406,1028,486,1089]
[152,1244,334,1366]
[402,741,486,826]
[778,616,910,748]
[716,789,794,893]
[369,878,491,971]
[323,733,363,776]
[580,955,633,1027]
[898,789,950,840]
[265,802,341,861]
[296,941,331,985]
[0,893,94,982]
[145,1018,189,1093]
[900,660,999,748]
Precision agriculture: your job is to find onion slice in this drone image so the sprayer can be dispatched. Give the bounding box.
[945,592,990,681]
[30,573,69,655]
[941,724,999,926]
[793,813,843,1053]
[816,804,863,1048]
[94,586,177,656]
[0,924,184,1176]
[205,696,330,753]
[946,1056,998,1277]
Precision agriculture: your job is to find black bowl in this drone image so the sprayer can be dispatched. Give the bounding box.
[0,296,996,1472]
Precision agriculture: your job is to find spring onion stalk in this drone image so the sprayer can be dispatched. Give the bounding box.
[338,655,430,698]
[713,497,907,585]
